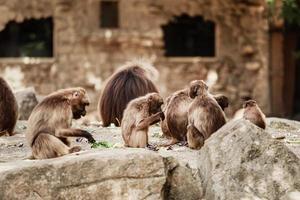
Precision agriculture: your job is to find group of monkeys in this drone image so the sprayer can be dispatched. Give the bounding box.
[0,61,266,160]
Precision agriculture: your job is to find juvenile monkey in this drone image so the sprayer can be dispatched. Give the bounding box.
[243,100,266,129]
[187,80,226,149]
[161,86,228,145]
[121,93,164,148]
[0,77,18,136]
[26,87,95,159]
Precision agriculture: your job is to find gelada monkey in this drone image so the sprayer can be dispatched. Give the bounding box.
[0,77,18,136]
[26,87,95,159]
[99,60,158,127]
[161,85,228,145]
[243,100,266,129]
[187,80,226,149]
[121,93,164,148]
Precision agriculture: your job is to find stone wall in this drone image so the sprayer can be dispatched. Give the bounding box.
[0,0,270,116]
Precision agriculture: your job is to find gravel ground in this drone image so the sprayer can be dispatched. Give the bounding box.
[0,118,299,163]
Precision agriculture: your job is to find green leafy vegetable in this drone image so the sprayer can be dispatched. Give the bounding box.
[91,141,114,149]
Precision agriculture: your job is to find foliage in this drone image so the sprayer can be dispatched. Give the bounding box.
[267,0,300,26]
[91,141,114,148]
[282,0,300,26]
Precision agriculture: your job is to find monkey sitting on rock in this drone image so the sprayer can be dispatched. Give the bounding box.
[161,83,229,146]
[187,80,227,149]
[26,87,95,159]
[121,93,164,148]
[0,77,18,137]
[243,100,266,129]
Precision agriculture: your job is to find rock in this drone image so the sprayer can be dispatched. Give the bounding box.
[245,61,261,71]
[0,149,166,199]
[198,119,300,200]
[162,157,203,200]
[242,45,255,56]
[15,87,39,120]
[0,121,205,200]
[1,118,300,199]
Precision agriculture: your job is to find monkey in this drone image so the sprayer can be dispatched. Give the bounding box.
[0,77,18,136]
[187,80,226,149]
[26,87,96,159]
[121,93,164,148]
[243,100,266,129]
[98,60,159,127]
[161,86,229,145]
[213,94,229,111]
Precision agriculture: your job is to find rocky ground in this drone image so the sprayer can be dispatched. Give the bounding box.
[0,118,300,199]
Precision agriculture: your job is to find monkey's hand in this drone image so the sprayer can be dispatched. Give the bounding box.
[159,111,165,121]
[83,131,96,143]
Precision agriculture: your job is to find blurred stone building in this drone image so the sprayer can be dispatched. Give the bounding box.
[0,0,298,118]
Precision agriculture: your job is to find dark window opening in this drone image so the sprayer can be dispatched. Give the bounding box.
[162,14,215,57]
[0,17,53,58]
[100,1,119,28]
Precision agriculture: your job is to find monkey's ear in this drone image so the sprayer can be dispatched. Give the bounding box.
[243,102,248,108]
[147,95,154,103]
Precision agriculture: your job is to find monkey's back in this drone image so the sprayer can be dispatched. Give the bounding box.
[244,106,266,129]
[121,97,149,145]
[26,94,72,146]
[99,63,158,127]
[0,77,18,135]
[166,89,192,141]
[189,95,226,139]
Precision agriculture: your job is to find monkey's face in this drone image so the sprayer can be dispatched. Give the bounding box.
[188,80,208,98]
[147,93,164,115]
[243,100,257,109]
[70,89,90,119]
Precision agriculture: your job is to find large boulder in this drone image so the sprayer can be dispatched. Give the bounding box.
[198,119,300,200]
[0,149,166,199]
[14,87,39,120]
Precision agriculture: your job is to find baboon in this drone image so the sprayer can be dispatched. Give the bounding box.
[98,61,158,127]
[26,87,95,159]
[0,77,18,136]
[187,80,226,149]
[243,100,266,129]
[161,86,228,144]
[121,93,164,148]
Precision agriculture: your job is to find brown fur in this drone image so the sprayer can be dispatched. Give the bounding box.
[26,87,95,159]
[0,77,18,136]
[243,100,266,129]
[161,85,228,143]
[98,61,158,127]
[187,80,226,149]
[121,93,164,148]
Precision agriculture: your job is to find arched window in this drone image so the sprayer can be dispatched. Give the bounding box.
[0,17,53,57]
[162,15,216,57]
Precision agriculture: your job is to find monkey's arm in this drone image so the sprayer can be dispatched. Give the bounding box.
[55,128,96,143]
[136,112,163,130]
[150,112,165,125]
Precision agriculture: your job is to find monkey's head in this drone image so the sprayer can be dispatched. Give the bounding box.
[243,100,257,109]
[215,94,229,110]
[146,93,164,115]
[67,88,90,119]
[188,80,208,99]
